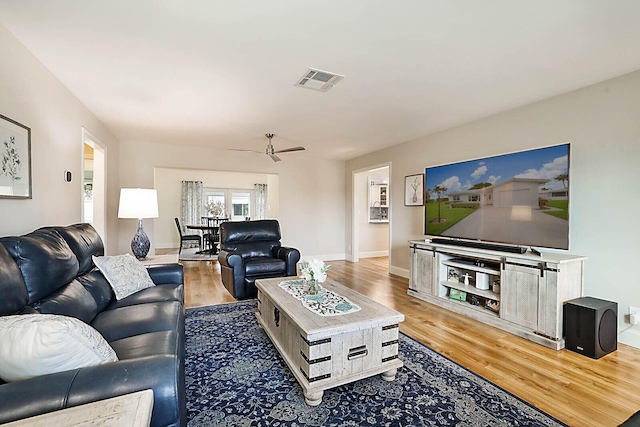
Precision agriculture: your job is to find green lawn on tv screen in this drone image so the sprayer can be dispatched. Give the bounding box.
[425,203,475,235]
[426,200,568,235]
[542,199,569,220]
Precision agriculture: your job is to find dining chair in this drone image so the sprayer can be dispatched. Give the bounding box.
[200,217,215,252]
[174,217,202,255]
[204,217,228,253]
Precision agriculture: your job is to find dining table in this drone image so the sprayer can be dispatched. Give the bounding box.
[201,217,229,226]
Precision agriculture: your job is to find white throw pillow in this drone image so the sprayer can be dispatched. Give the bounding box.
[93,253,156,300]
[0,314,118,382]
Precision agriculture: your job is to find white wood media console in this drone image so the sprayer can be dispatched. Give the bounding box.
[408,240,587,350]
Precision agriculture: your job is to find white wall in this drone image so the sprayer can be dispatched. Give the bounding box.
[346,69,640,347]
[119,140,346,261]
[154,167,278,248]
[0,24,120,250]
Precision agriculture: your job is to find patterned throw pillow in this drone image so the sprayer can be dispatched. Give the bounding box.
[92,253,156,300]
[0,314,118,382]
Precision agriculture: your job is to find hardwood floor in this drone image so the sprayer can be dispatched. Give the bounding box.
[177,256,640,426]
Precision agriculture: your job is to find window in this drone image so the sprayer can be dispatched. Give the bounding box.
[204,188,253,221]
[231,192,251,220]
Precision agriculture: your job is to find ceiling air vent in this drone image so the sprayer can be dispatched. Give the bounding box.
[295,68,344,92]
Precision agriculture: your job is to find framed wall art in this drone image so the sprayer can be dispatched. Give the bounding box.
[404,173,424,206]
[0,115,31,199]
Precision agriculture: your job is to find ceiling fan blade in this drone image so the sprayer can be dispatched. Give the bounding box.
[231,134,298,161]
[229,148,264,154]
[275,146,306,153]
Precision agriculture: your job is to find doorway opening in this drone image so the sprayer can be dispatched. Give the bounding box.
[153,168,278,249]
[82,129,106,248]
[352,164,391,269]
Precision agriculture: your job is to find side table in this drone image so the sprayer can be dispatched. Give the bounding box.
[0,389,154,427]
[139,253,179,265]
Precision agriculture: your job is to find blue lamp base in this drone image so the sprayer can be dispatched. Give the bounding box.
[131,218,151,259]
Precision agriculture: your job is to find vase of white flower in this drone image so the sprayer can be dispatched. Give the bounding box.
[307,278,319,295]
[299,259,330,296]
[205,200,225,218]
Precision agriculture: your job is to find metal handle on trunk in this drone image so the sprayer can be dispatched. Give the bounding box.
[347,345,368,360]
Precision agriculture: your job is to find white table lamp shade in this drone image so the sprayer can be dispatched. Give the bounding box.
[118,189,159,219]
[118,188,158,259]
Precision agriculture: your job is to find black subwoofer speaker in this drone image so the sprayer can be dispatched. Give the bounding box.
[565,297,617,359]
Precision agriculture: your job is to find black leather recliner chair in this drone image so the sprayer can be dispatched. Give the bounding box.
[218,220,300,299]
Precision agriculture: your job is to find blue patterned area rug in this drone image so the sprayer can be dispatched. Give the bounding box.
[185,300,566,427]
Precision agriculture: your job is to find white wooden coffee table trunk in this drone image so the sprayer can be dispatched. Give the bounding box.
[255,277,404,406]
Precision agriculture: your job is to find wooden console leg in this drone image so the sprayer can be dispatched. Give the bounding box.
[304,390,324,406]
[381,368,397,382]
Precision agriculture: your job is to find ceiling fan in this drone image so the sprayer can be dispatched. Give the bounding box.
[230,133,305,162]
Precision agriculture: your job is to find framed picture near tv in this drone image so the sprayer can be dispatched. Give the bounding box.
[404,173,424,206]
[425,143,570,250]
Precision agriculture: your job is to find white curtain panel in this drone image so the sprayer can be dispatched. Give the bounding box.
[181,181,203,242]
[254,183,267,220]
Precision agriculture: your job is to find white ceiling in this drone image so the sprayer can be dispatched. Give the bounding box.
[1,1,639,161]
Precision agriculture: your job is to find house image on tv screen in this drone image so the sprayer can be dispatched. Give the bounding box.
[537,188,569,201]
[450,178,555,209]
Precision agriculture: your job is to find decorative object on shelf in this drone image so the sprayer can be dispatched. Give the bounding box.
[476,272,490,290]
[404,173,424,206]
[118,188,159,259]
[449,288,467,301]
[447,268,459,282]
[492,279,501,293]
[0,114,31,199]
[461,272,473,286]
[299,259,330,295]
[486,299,500,313]
[469,294,486,307]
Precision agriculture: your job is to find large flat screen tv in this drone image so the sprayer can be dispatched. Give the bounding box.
[424,143,570,250]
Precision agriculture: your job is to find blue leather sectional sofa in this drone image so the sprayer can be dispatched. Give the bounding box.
[0,223,186,427]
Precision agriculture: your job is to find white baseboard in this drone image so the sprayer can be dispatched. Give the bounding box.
[358,250,389,258]
[390,265,409,279]
[619,325,640,349]
[156,242,177,249]
[300,253,347,262]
